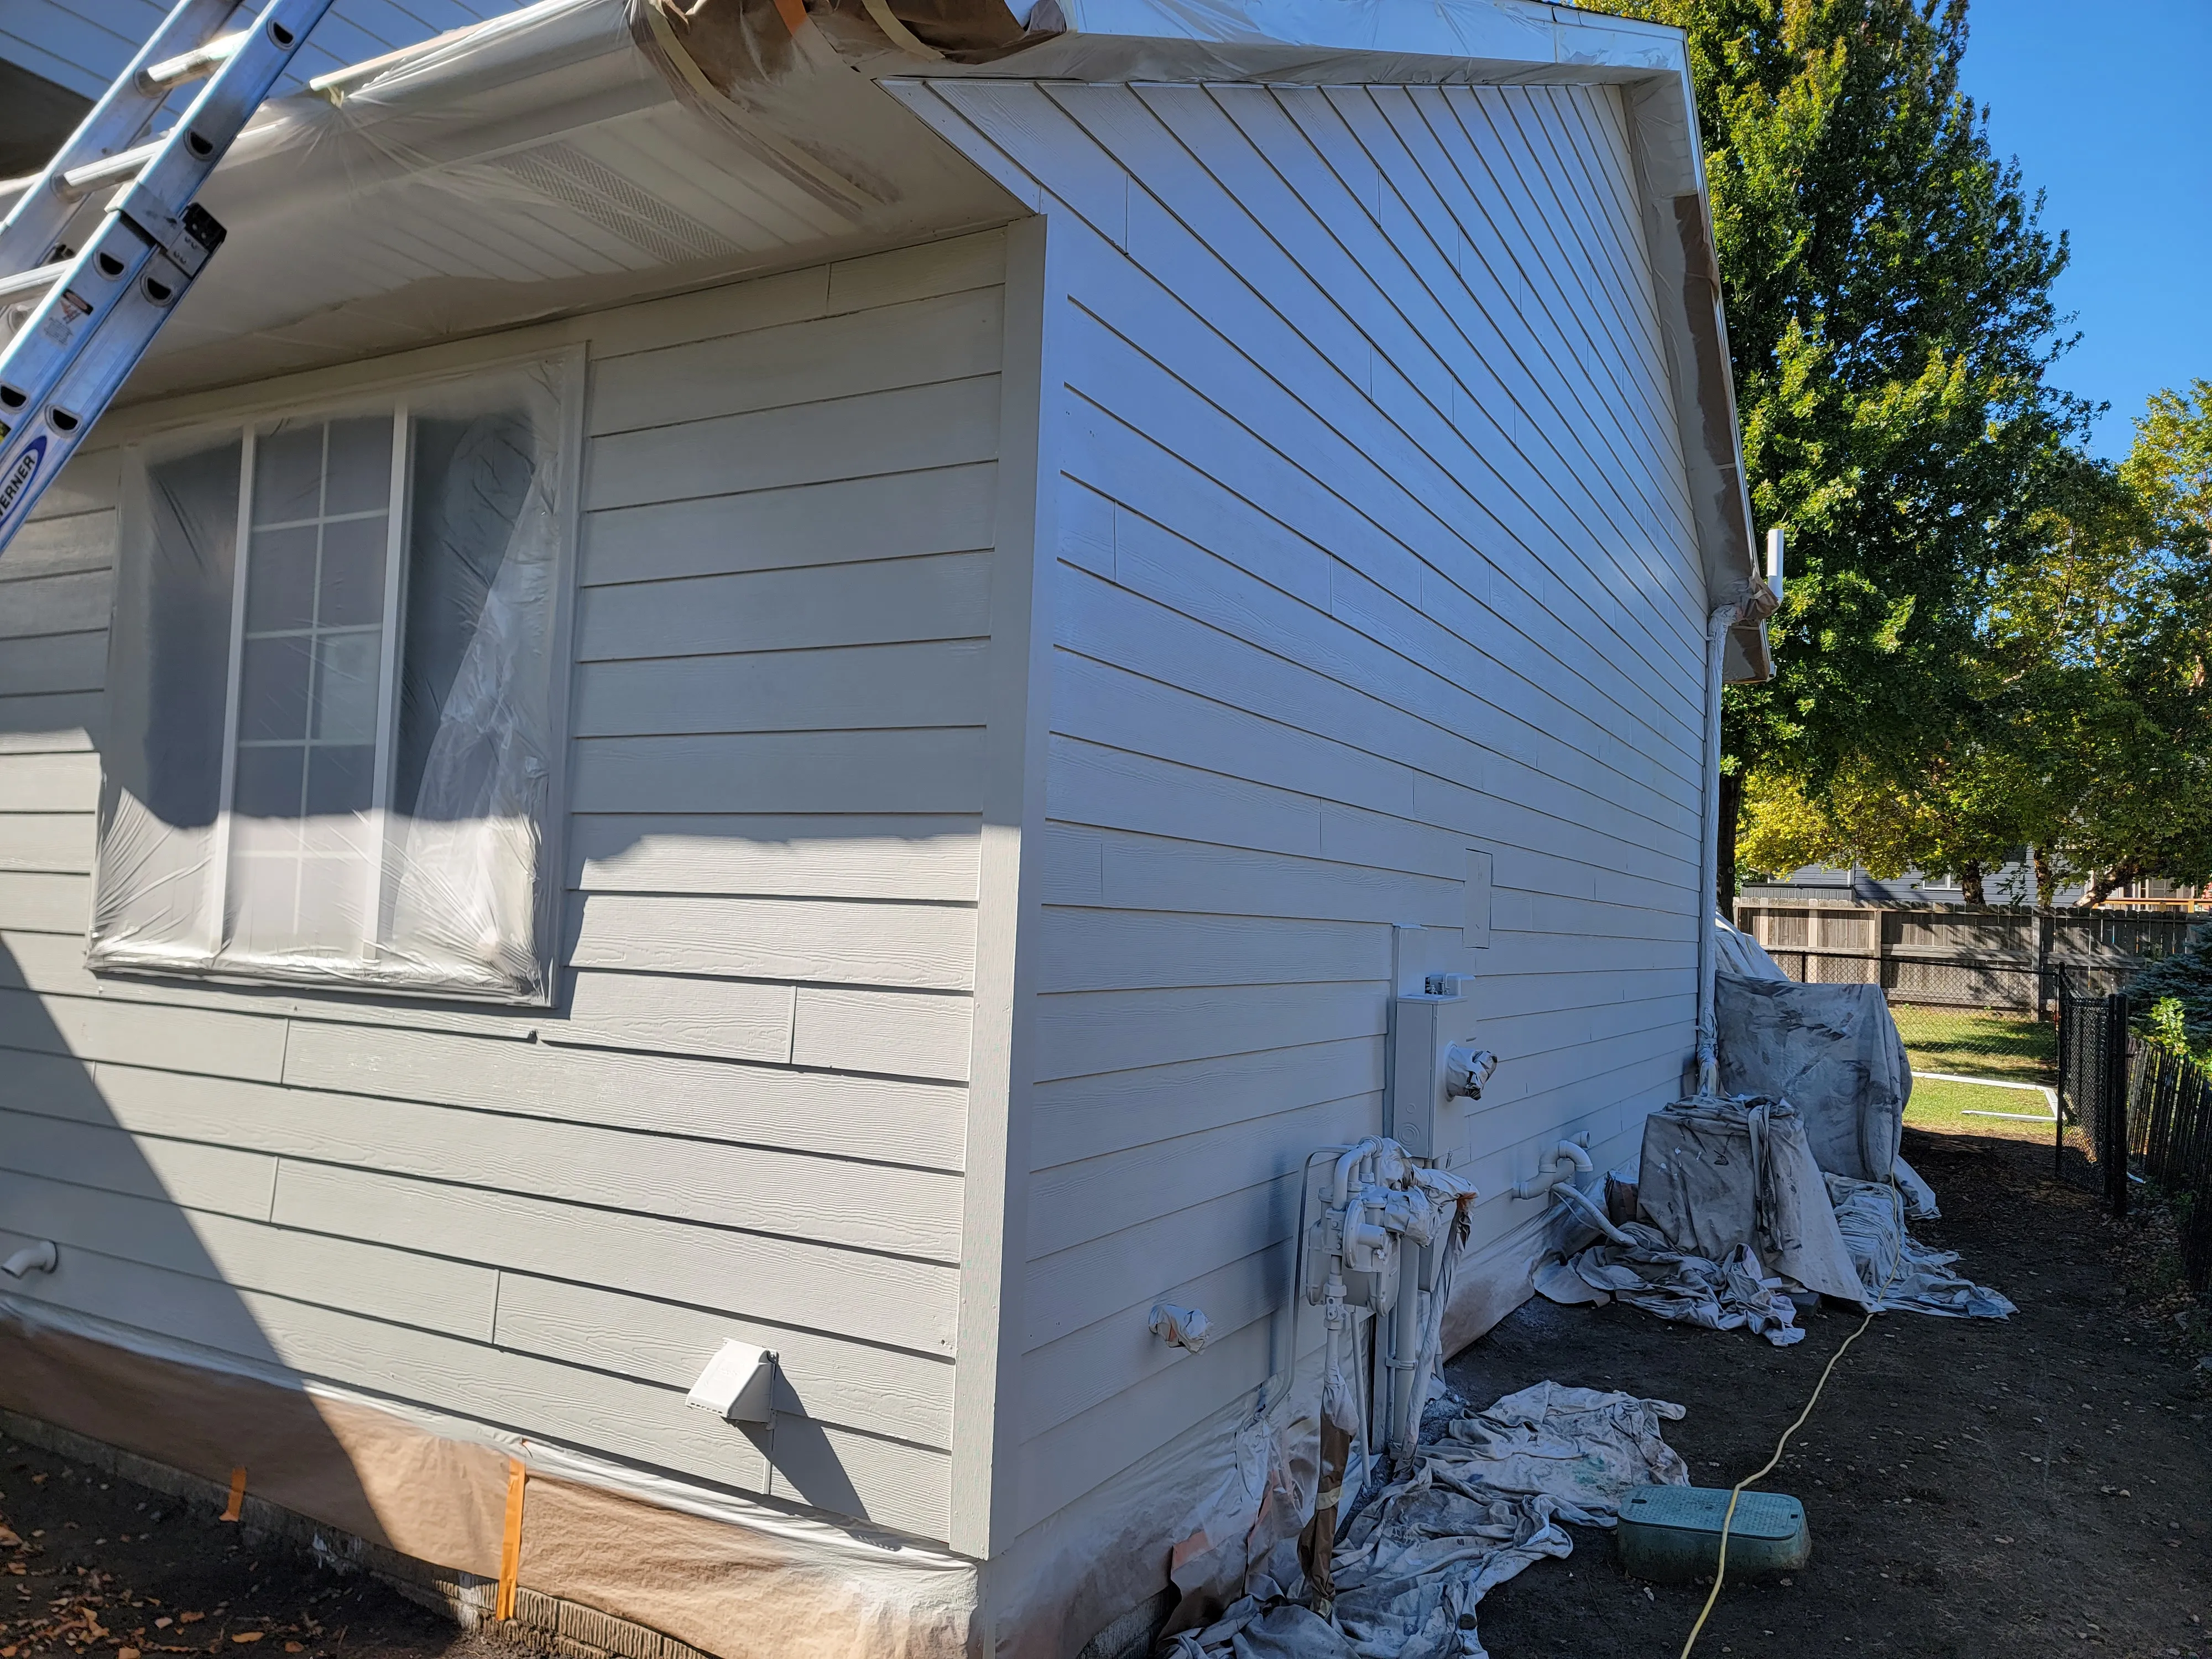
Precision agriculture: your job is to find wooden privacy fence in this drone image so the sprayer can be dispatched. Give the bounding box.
[1735,900,2189,1011]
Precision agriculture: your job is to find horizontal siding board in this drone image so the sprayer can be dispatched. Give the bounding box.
[0,696,101,752]
[0,871,90,932]
[0,814,93,873]
[1035,907,1385,994]
[1047,734,1324,863]
[1031,1035,1380,1171]
[0,631,109,696]
[1026,1091,1369,1259]
[1044,826,1463,928]
[561,969,795,1066]
[17,450,118,519]
[27,1058,964,1261]
[570,815,980,901]
[0,1166,495,1339]
[1057,303,1700,797]
[1055,530,1697,862]
[278,1022,967,1171]
[269,1160,959,1356]
[0,1111,276,1220]
[1013,1314,1269,1535]
[580,463,998,589]
[570,894,977,990]
[576,551,993,664]
[0,510,116,585]
[0,987,288,1079]
[826,228,1008,314]
[0,571,112,640]
[1023,1170,1298,1352]
[0,751,101,812]
[1035,981,1383,1083]
[1020,1237,1289,1443]
[573,640,990,737]
[791,986,973,1083]
[585,378,1001,514]
[589,286,1005,437]
[569,729,987,816]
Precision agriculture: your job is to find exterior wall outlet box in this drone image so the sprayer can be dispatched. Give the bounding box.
[686,1340,778,1424]
[1615,1486,1810,1583]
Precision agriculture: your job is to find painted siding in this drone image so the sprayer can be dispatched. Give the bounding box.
[902,79,1710,1535]
[0,0,519,103]
[0,229,1011,1545]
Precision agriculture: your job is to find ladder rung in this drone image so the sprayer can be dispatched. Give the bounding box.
[138,29,250,93]
[0,261,67,309]
[56,141,163,204]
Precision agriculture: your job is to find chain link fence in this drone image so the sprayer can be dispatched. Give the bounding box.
[1754,943,2212,1296]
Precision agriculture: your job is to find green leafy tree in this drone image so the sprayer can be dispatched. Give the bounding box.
[1738,387,2212,901]
[1606,0,2093,902]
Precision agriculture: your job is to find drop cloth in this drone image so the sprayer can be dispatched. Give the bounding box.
[1715,974,1910,1182]
[1162,1384,1688,1659]
[1826,1177,2017,1319]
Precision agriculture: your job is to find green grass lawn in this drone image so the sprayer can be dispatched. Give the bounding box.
[1888,1003,2057,1083]
[1902,1073,2056,1144]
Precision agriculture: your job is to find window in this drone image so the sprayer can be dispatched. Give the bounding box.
[92,357,577,1001]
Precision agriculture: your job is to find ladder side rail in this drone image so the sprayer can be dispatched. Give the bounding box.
[114,0,345,276]
[0,0,248,277]
[0,0,340,552]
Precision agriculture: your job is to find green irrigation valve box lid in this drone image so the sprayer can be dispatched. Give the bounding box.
[1616,1486,1811,1584]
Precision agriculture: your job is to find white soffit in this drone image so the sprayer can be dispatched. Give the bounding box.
[105,0,1022,400]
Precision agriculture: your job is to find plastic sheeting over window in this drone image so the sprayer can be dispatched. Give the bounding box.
[91,356,575,1001]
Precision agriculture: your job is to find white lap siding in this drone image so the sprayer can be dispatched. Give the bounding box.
[0,229,1010,1544]
[898,78,1709,1535]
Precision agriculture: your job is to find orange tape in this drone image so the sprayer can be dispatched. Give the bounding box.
[494,1458,526,1622]
[770,0,807,36]
[220,1467,246,1523]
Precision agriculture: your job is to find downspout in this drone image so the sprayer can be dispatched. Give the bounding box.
[1694,528,1784,1098]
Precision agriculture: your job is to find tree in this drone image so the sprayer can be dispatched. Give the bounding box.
[1735,386,2212,900]
[1606,0,2093,903]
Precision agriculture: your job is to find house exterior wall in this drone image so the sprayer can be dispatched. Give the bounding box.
[0,0,520,102]
[891,76,1715,1577]
[0,227,1017,1547]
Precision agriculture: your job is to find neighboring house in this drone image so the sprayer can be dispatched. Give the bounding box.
[0,1,1772,1655]
[0,0,519,173]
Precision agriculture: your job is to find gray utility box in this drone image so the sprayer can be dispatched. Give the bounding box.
[1616,1486,1811,1584]
[1384,983,1480,1166]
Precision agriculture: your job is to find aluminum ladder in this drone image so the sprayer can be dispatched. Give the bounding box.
[0,0,337,551]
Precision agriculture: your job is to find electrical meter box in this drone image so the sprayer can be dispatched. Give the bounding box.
[1386,980,1481,1165]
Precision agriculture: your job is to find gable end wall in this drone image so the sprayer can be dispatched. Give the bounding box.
[896,76,1714,1582]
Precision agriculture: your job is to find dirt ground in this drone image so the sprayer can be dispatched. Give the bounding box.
[0,1447,500,1659]
[1,1124,2206,1659]
[1450,1126,2212,1659]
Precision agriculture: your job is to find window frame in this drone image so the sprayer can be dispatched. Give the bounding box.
[92,345,586,1006]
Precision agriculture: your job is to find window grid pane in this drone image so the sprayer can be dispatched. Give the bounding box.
[228,414,394,958]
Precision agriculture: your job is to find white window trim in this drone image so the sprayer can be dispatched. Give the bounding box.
[93,345,586,1006]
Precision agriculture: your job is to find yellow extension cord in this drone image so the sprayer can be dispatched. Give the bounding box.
[1677,1186,1910,1659]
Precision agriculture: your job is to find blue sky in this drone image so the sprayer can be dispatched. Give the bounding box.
[1960,0,2212,459]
